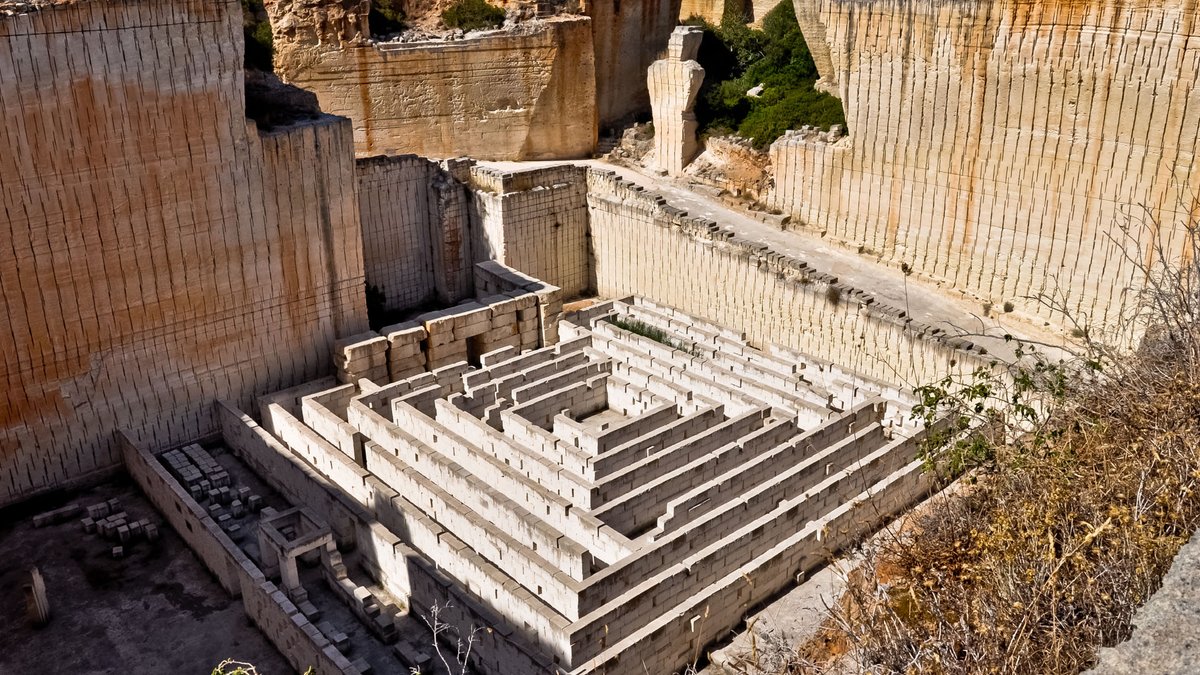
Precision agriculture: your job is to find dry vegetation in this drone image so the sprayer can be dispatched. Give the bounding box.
[733,213,1200,675]
[811,213,1200,674]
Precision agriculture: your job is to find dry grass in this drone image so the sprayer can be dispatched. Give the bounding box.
[809,212,1200,674]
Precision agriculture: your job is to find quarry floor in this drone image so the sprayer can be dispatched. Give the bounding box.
[485,159,1071,364]
[0,478,290,675]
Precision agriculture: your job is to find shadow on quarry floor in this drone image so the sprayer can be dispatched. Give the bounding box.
[0,478,290,675]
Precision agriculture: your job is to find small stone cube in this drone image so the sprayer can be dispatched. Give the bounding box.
[111,546,124,559]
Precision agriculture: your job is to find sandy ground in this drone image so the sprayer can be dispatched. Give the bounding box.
[0,477,290,675]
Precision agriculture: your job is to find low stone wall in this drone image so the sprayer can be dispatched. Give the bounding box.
[474,260,565,346]
[236,398,560,672]
[218,401,364,548]
[579,459,933,673]
[119,430,360,675]
[330,263,565,385]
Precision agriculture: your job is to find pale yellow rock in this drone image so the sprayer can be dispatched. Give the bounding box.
[267,0,598,160]
[775,0,1200,330]
[0,0,368,506]
[648,27,706,177]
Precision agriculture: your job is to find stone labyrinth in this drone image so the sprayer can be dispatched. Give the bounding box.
[275,296,937,672]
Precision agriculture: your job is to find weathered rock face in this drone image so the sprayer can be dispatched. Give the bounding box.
[649,27,705,176]
[676,0,776,25]
[0,0,368,505]
[268,0,599,160]
[266,0,368,48]
[684,135,772,201]
[774,0,1200,328]
[583,0,683,129]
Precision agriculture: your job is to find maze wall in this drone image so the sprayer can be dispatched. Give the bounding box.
[776,0,1200,327]
[249,296,933,674]
[0,0,368,505]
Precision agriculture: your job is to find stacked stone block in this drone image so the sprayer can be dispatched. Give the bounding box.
[334,333,390,385]
[475,260,564,347]
[469,165,592,298]
[380,322,429,381]
[648,27,706,176]
[333,266,561,385]
[246,295,931,674]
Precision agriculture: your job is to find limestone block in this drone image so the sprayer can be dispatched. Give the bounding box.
[649,27,706,177]
[24,568,49,626]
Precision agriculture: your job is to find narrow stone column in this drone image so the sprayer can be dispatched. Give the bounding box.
[648,27,706,177]
[24,567,49,627]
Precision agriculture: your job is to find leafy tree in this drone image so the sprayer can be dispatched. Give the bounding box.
[370,0,407,36]
[441,0,505,32]
[684,0,846,149]
[241,0,273,71]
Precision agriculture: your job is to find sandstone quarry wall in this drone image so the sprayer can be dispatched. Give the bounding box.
[358,155,474,312]
[775,0,1200,328]
[0,0,368,506]
[587,170,989,386]
[269,0,599,160]
[584,0,683,128]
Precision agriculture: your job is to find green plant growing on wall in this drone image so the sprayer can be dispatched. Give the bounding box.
[441,0,505,32]
[609,316,701,356]
[684,0,846,149]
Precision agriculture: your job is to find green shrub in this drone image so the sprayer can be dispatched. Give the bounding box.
[370,0,407,36]
[241,0,273,71]
[684,0,846,149]
[441,0,505,32]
